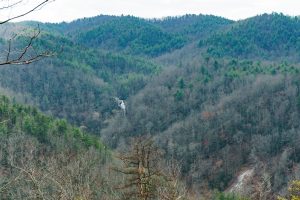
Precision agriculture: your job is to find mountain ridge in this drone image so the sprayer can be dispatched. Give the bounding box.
[0,12,299,199]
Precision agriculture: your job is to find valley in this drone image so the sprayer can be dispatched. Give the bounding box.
[0,13,299,199]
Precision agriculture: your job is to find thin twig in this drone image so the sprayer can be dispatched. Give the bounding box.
[0,0,49,24]
[0,0,22,10]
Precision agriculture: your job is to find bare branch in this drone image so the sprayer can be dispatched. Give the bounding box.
[9,162,46,200]
[0,0,54,66]
[0,0,22,10]
[0,0,50,24]
[0,25,56,66]
[0,53,52,65]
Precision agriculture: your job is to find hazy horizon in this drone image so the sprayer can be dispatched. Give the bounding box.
[1,0,299,23]
[15,12,300,24]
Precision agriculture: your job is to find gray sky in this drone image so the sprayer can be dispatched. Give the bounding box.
[2,0,300,23]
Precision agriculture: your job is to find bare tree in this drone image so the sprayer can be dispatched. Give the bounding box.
[157,159,188,200]
[113,137,163,200]
[0,0,53,65]
[114,137,187,200]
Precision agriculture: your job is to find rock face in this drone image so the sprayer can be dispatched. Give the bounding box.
[228,168,254,194]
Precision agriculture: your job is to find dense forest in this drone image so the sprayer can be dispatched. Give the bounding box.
[199,13,300,61]
[0,12,300,199]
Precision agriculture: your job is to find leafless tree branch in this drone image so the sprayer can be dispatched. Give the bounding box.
[0,25,55,66]
[0,0,22,10]
[0,0,50,24]
[0,0,55,66]
[0,0,56,66]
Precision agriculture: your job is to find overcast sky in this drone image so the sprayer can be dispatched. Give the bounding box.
[2,0,300,23]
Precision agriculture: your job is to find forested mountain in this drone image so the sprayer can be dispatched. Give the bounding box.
[200,13,300,61]
[0,32,161,134]
[152,14,234,39]
[102,57,300,194]
[75,16,186,56]
[0,13,300,199]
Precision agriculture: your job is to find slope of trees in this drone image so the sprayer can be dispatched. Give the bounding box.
[199,13,300,61]
[102,57,300,195]
[76,16,186,56]
[0,95,118,199]
[1,12,300,199]
[0,32,161,133]
[152,14,233,39]
[0,95,103,150]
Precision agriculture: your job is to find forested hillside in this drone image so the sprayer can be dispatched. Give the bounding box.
[152,14,234,39]
[0,96,115,199]
[102,57,300,193]
[75,16,186,56]
[0,13,300,199]
[0,32,161,133]
[199,13,300,61]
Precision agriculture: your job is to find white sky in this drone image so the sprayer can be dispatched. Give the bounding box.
[1,0,300,23]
